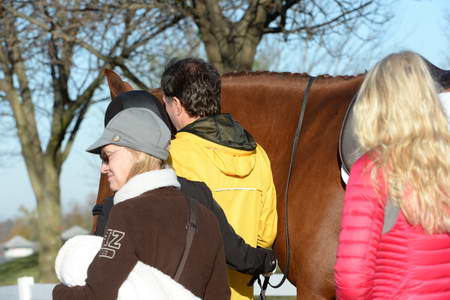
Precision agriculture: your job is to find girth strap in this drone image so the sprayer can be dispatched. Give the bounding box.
[174,195,198,281]
[264,75,316,293]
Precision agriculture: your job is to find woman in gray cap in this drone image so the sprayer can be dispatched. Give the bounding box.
[53,107,230,300]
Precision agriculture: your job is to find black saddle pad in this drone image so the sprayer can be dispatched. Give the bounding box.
[339,95,363,175]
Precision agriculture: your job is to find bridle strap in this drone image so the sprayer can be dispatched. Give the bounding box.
[266,75,316,290]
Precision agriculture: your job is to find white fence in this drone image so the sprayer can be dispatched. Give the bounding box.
[0,274,295,300]
[0,277,56,300]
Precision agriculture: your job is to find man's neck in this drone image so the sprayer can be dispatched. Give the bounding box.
[176,115,201,131]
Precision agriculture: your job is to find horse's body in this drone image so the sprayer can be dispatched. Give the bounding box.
[221,73,364,299]
[98,65,450,300]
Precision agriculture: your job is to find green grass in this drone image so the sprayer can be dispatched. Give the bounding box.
[0,253,39,286]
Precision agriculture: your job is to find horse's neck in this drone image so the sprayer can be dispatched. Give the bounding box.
[221,72,364,125]
[220,73,364,161]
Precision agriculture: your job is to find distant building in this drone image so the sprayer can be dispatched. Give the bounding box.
[2,235,37,260]
[0,226,90,263]
[61,225,89,241]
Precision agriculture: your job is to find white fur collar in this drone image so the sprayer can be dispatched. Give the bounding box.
[114,168,180,205]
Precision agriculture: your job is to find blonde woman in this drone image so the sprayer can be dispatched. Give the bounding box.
[335,51,450,300]
[53,107,230,300]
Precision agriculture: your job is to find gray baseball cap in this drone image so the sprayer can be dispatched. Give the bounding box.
[87,107,171,160]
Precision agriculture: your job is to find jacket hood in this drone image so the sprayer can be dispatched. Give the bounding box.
[179,114,256,151]
[176,114,258,177]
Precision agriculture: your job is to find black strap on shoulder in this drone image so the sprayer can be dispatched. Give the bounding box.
[174,196,198,281]
[383,198,400,234]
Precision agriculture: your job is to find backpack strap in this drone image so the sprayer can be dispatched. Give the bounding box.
[382,198,400,234]
[174,196,198,281]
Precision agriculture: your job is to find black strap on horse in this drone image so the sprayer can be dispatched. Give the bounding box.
[256,75,316,297]
[256,275,271,300]
[174,195,198,281]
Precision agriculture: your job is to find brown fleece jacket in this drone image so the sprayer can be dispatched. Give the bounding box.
[53,170,230,300]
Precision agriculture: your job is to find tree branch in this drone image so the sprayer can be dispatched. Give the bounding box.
[264,1,373,34]
[60,69,106,163]
[4,6,112,62]
[117,62,148,90]
[0,13,43,168]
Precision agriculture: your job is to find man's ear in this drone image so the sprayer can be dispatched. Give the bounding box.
[172,96,184,116]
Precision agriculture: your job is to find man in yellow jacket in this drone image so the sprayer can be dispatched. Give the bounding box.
[161,57,278,300]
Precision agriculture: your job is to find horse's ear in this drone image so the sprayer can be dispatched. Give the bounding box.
[104,69,134,100]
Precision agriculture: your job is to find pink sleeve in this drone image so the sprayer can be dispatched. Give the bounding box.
[335,155,385,300]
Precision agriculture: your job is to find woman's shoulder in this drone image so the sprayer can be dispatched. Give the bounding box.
[115,186,185,212]
[348,151,387,197]
[351,152,380,175]
[354,152,374,166]
[348,152,377,185]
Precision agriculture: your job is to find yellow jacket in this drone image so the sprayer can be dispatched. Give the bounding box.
[168,114,277,300]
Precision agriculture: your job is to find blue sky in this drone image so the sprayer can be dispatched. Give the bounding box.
[1,0,450,221]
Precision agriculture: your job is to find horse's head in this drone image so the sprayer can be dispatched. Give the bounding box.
[104,69,174,131]
[104,69,134,99]
[423,58,450,91]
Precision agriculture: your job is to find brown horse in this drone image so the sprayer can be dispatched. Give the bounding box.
[95,63,450,300]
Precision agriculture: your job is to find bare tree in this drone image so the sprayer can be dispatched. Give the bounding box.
[61,193,97,231]
[268,17,387,76]
[64,1,391,77]
[252,28,384,76]
[0,0,392,282]
[152,0,392,73]
[0,0,182,281]
[7,206,39,242]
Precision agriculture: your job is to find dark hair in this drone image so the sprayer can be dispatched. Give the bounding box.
[160,57,221,117]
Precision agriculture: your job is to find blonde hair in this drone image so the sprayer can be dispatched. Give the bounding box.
[354,51,450,234]
[126,148,164,181]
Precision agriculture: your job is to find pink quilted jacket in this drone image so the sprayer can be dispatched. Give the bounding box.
[335,154,450,300]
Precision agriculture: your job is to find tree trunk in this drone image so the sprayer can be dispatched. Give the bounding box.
[202,31,262,73]
[188,0,265,73]
[26,157,62,282]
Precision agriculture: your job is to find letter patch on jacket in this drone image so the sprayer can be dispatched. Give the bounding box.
[99,229,125,259]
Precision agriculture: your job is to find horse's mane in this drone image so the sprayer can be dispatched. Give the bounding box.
[221,61,450,88]
[222,70,363,81]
